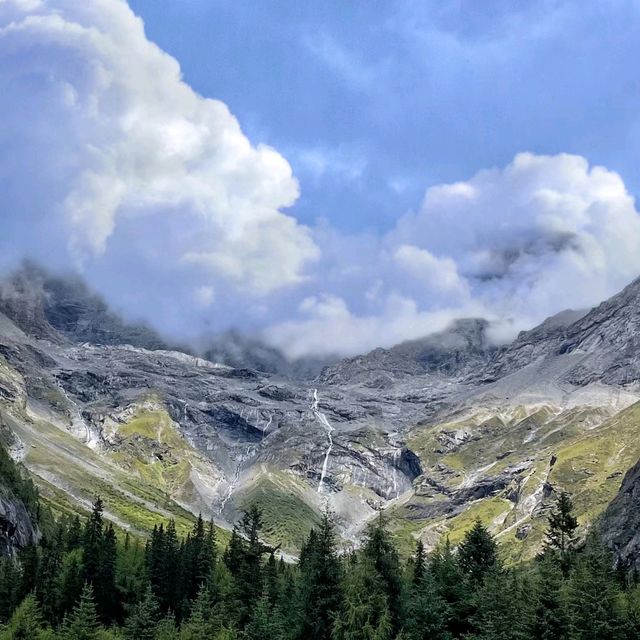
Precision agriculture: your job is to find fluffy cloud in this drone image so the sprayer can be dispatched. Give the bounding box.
[0,0,318,299]
[394,152,640,323]
[268,153,640,357]
[392,244,468,297]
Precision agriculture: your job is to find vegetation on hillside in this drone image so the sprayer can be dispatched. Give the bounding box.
[1,472,640,639]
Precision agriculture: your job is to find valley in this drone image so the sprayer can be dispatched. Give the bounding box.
[2,265,640,563]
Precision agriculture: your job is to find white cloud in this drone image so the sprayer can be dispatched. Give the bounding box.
[0,0,318,298]
[292,145,366,185]
[266,292,485,359]
[268,152,640,357]
[393,244,468,297]
[392,152,640,320]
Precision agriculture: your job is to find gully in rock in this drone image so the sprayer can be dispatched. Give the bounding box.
[311,388,335,494]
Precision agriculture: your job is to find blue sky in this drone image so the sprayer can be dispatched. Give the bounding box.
[2,0,640,356]
[130,0,640,231]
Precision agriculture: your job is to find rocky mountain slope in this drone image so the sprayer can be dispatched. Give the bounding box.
[2,265,640,560]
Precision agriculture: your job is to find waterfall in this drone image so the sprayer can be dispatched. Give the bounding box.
[311,388,335,493]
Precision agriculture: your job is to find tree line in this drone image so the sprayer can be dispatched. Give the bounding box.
[1,459,640,639]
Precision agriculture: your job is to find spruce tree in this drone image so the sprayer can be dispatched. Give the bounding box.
[297,510,343,640]
[227,505,269,629]
[405,563,448,640]
[468,570,531,640]
[154,612,179,640]
[412,539,426,586]
[245,593,283,640]
[567,535,625,640]
[457,519,499,585]
[431,537,472,637]
[332,555,393,640]
[0,557,20,623]
[56,550,85,619]
[66,516,83,551]
[18,544,40,600]
[123,584,159,640]
[60,583,101,640]
[95,523,118,623]
[179,585,217,639]
[0,593,46,640]
[361,514,405,637]
[530,555,571,640]
[82,497,104,586]
[544,491,578,576]
[35,524,65,623]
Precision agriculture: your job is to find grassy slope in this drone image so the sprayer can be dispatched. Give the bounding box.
[392,401,640,560]
[236,467,321,552]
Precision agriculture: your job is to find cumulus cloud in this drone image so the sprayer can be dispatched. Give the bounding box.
[393,152,640,322]
[393,244,468,297]
[268,153,640,357]
[0,0,318,302]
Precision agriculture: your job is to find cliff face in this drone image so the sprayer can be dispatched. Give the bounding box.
[600,459,640,569]
[0,494,39,556]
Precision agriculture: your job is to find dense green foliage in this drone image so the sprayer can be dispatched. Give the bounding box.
[2,487,640,639]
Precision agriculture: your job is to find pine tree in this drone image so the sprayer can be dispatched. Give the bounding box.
[360,514,405,637]
[123,584,159,640]
[0,593,46,640]
[297,510,343,640]
[544,491,578,576]
[61,583,101,640]
[457,519,499,585]
[82,497,104,586]
[530,555,571,640]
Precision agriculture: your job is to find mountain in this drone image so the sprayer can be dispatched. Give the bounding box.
[319,318,496,387]
[0,263,168,349]
[2,264,640,562]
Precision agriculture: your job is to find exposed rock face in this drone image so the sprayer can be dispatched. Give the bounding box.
[320,318,496,386]
[485,277,640,387]
[600,460,640,569]
[0,263,168,350]
[0,495,39,556]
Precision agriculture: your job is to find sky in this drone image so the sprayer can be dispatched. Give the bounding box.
[2,0,640,357]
